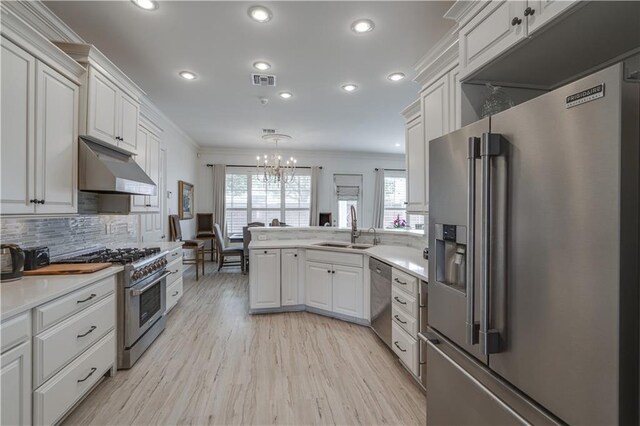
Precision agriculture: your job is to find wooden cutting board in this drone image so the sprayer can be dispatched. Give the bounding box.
[23,263,112,276]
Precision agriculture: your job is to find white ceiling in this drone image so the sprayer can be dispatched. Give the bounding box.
[45,1,454,153]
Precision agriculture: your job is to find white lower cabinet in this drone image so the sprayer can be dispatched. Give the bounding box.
[33,331,115,426]
[249,249,281,309]
[166,278,184,313]
[281,249,299,306]
[332,265,364,318]
[392,321,419,376]
[1,341,31,426]
[305,261,333,311]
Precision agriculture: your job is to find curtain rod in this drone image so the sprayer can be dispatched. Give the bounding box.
[207,164,322,169]
[375,168,406,172]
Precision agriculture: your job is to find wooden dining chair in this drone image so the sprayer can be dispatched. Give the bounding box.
[196,213,216,261]
[169,215,205,280]
[213,224,245,272]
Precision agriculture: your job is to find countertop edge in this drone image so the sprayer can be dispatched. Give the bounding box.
[1,266,124,322]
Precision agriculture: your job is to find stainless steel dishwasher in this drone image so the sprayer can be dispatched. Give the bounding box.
[370,257,392,348]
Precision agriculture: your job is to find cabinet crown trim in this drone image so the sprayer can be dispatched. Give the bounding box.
[54,42,146,99]
[1,5,85,83]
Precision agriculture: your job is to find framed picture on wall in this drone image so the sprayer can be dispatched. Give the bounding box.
[178,180,194,219]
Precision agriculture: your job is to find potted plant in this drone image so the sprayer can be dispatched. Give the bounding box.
[393,214,407,228]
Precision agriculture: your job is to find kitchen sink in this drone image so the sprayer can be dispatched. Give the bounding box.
[313,242,373,250]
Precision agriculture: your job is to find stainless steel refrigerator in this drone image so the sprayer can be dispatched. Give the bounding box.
[426,61,639,425]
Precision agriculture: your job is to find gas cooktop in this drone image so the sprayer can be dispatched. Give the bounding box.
[53,247,163,265]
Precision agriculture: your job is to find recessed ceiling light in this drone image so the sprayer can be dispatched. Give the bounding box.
[387,72,406,82]
[253,61,271,71]
[279,92,293,99]
[342,84,358,92]
[178,71,197,80]
[248,5,272,23]
[131,0,158,11]
[395,143,401,147]
[351,19,375,33]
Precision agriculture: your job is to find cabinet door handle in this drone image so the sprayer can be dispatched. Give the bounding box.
[394,315,407,324]
[77,325,97,338]
[524,6,535,16]
[294,254,297,257]
[511,17,522,26]
[172,291,179,296]
[394,341,407,352]
[394,278,407,285]
[77,367,97,383]
[394,296,407,305]
[29,199,38,204]
[264,250,268,254]
[332,270,336,274]
[327,270,331,273]
[77,294,97,304]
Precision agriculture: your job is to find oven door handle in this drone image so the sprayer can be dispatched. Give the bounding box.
[130,271,171,296]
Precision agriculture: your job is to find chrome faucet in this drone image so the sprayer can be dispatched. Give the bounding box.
[367,227,381,246]
[350,205,360,244]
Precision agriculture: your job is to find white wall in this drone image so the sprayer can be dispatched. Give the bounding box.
[196,148,405,229]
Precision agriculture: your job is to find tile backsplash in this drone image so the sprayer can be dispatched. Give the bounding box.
[0,215,138,258]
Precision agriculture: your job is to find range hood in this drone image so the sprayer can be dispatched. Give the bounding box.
[78,136,156,196]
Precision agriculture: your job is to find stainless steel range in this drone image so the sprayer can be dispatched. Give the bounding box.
[54,247,170,369]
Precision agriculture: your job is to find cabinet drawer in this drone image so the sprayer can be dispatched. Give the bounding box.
[33,331,114,426]
[166,257,182,286]
[392,286,418,318]
[392,321,419,376]
[167,247,182,263]
[306,250,363,268]
[392,304,418,337]
[34,275,115,333]
[34,295,114,387]
[166,278,183,313]
[392,268,419,297]
[1,312,31,353]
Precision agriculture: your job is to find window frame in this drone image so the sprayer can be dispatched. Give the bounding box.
[225,167,311,234]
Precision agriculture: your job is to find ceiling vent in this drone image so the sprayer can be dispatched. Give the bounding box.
[262,129,276,135]
[252,73,276,87]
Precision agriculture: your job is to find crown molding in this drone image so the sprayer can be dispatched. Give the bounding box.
[413,33,459,87]
[0,3,85,84]
[401,98,421,121]
[54,42,146,100]
[2,1,83,43]
[444,1,488,27]
[198,146,405,162]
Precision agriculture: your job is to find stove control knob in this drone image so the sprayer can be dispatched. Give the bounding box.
[131,272,139,280]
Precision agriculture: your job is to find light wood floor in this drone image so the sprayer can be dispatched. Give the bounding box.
[63,263,426,426]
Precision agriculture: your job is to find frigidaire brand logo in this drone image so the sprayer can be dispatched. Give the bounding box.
[566,83,605,108]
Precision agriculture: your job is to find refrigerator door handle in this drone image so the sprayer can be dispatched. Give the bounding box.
[480,133,503,355]
[466,137,481,346]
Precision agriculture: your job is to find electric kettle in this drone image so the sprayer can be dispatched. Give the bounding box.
[1,244,25,282]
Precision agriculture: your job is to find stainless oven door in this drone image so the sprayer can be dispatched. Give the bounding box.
[124,271,169,348]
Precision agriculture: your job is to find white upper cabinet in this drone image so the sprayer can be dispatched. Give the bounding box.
[449,66,462,132]
[0,37,79,215]
[405,117,426,214]
[332,264,364,318]
[526,0,577,34]
[35,61,79,214]
[87,67,118,145]
[87,67,140,153]
[250,249,281,310]
[459,1,527,80]
[118,92,139,153]
[281,249,299,306]
[131,124,161,213]
[1,37,36,214]
[422,73,450,145]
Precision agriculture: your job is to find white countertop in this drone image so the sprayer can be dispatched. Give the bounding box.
[1,266,123,321]
[250,239,428,281]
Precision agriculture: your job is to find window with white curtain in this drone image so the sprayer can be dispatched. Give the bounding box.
[334,174,362,228]
[225,167,311,234]
[383,170,425,229]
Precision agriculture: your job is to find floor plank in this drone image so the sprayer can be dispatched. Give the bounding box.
[63,263,426,425]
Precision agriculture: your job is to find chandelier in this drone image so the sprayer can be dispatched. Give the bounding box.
[256,133,297,184]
